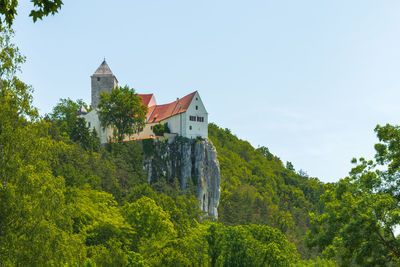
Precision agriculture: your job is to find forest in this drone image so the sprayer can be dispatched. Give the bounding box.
[2,2,400,266]
[0,23,330,265]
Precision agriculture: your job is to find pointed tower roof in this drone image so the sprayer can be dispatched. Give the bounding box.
[92,60,114,76]
[77,105,88,116]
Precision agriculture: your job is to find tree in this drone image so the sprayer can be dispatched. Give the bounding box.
[122,196,176,250]
[0,0,63,25]
[153,123,170,137]
[286,161,295,171]
[206,223,224,267]
[98,86,148,142]
[49,98,99,151]
[308,124,400,266]
[70,117,100,151]
[0,25,85,265]
[49,98,88,134]
[219,224,299,267]
[67,186,135,266]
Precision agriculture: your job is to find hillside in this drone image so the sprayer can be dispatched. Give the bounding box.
[208,123,327,257]
[0,23,335,265]
[3,6,400,265]
[1,91,332,265]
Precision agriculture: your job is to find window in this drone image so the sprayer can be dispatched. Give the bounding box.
[196,105,198,110]
[197,116,204,122]
[88,122,91,127]
[97,77,100,81]
[196,97,198,100]
[189,116,196,121]
[150,126,153,130]
[189,126,192,130]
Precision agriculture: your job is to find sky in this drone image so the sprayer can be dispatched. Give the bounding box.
[10,1,400,183]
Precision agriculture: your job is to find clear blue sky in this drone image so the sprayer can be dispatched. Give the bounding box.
[12,1,400,182]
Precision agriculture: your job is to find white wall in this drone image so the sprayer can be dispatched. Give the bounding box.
[184,91,208,139]
[130,123,156,139]
[82,110,113,144]
[162,112,186,136]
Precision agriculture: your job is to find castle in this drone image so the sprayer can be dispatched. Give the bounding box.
[80,60,209,143]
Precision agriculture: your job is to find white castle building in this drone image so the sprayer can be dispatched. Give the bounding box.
[81,60,208,143]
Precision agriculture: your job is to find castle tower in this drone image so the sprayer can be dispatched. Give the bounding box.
[91,60,118,109]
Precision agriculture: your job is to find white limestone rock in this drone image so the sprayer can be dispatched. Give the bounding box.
[145,138,221,218]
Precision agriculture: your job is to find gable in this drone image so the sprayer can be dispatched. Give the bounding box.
[138,94,156,107]
[186,91,208,115]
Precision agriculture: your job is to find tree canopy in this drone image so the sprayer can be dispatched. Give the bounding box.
[208,123,327,258]
[0,19,337,266]
[308,124,400,266]
[98,86,148,142]
[0,0,63,25]
[152,123,170,137]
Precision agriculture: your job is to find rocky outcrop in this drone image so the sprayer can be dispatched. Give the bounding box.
[143,137,221,218]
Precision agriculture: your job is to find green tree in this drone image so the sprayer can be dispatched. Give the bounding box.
[49,98,88,134]
[105,141,147,191]
[0,25,85,265]
[0,0,63,25]
[70,117,100,151]
[286,161,295,171]
[308,124,400,266]
[206,223,224,267]
[67,186,134,266]
[98,86,148,142]
[49,98,100,150]
[219,224,299,267]
[153,123,170,136]
[208,123,326,259]
[122,196,176,250]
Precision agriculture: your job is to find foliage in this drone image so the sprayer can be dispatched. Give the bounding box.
[49,98,87,132]
[0,25,83,264]
[98,85,148,142]
[48,98,99,151]
[153,123,171,136]
[0,0,63,25]
[308,123,400,266]
[0,22,335,265]
[294,257,337,267]
[122,196,176,250]
[208,123,327,258]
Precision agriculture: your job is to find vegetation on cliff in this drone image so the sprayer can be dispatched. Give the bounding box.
[208,123,328,258]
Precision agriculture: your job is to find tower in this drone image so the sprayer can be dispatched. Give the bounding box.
[91,60,118,109]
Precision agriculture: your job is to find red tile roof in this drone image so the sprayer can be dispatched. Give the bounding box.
[138,94,155,107]
[147,91,196,123]
[138,94,156,118]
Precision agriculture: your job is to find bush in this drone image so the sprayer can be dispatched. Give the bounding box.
[153,123,170,136]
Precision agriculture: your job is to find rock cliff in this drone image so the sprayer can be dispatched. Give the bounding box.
[143,137,221,218]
